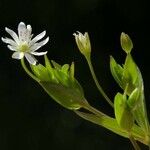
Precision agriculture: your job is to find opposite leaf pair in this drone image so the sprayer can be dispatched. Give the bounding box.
[110,34,149,138]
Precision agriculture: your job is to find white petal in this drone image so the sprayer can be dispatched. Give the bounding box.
[25,53,37,65]
[31,51,47,56]
[18,22,27,41]
[12,52,24,59]
[5,27,19,44]
[27,25,32,35]
[1,37,17,46]
[30,31,46,45]
[30,37,49,51]
[7,45,17,51]
[26,25,32,41]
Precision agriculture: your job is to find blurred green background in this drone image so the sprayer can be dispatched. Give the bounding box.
[0,0,150,149]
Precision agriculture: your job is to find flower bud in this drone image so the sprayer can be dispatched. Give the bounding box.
[120,32,133,53]
[73,31,91,57]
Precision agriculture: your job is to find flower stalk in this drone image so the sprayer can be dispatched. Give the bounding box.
[21,58,40,82]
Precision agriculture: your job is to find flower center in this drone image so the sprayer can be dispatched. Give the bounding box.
[19,43,30,52]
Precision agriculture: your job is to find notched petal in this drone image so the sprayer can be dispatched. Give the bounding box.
[5,27,19,44]
[25,53,37,65]
[7,45,17,51]
[12,52,24,59]
[30,31,46,45]
[18,22,28,41]
[1,37,17,46]
[30,37,49,51]
[31,51,47,56]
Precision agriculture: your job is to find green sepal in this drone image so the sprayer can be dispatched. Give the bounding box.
[69,62,75,81]
[114,93,134,131]
[51,60,61,69]
[30,64,51,82]
[53,69,69,86]
[44,55,54,74]
[61,64,69,74]
[40,81,86,110]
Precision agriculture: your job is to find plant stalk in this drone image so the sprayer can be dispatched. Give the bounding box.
[129,133,141,150]
[85,55,114,108]
[21,58,39,82]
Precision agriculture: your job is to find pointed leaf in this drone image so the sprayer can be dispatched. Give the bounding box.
[123,54,138,89]
[110,56,124,88]
[114,93,134,131]
[75,111,145,145]
[40,81,86,110]
[128,88,140,110]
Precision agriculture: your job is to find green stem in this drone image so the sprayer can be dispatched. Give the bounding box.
[21,58,40,82]
[85,55,114,108]
[83,103,106,117]
[75,103,147,145]
[129,133,141,150]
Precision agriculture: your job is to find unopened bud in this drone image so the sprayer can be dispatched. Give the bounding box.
[73,31,91,56]
[120,32,133,53]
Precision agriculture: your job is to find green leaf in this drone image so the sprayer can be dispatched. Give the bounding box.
[124,54,137,83]
[111,53,149,133]
[71,79,84,96]
[128,88,140,110]
[130,87,149,133]
[75,111,146,145]
[110,56,124,88]
[114,93,134,131]
[123,54,138,93]
[40,81,86,110]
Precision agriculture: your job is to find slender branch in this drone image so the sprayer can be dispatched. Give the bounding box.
[83,103,106,117]
[129,133,141,150]
[21,58,40,82]
[85,56,114,108]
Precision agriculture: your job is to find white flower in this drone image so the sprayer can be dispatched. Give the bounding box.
[2,22,49,65]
